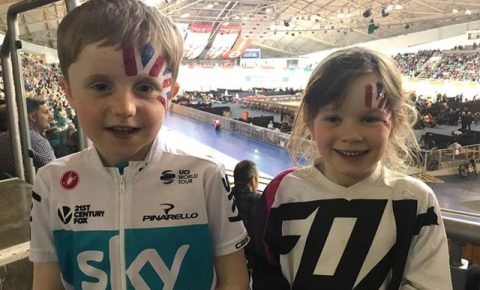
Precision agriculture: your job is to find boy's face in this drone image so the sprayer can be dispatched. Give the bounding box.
[63,42,178,167]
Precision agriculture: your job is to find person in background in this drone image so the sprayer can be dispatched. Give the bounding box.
[465,111,474,132]
[250,47,451,289]
[0,105,16,178]
[232,159,261,281]
[26,97,56,169]
[267,120,274,130]
[232,160,260,234]
[213,117,221,131]
[29,1,249,289]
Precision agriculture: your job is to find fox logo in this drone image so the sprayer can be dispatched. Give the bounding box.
[58,206,73,224]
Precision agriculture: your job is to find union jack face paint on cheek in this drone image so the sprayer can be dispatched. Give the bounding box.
[364,82,392,121]
[122,44,173,108]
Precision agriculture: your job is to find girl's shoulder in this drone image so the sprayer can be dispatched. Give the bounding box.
[382,167,434,199]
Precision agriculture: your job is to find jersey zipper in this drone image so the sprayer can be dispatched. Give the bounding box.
[119,172,127,290]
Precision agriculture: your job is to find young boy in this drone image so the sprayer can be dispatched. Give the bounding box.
[29,0,249,289]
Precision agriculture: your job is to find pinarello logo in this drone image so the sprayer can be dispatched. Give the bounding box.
[61,170,79,190]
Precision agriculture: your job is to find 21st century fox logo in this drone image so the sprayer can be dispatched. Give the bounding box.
[58,205,105,224]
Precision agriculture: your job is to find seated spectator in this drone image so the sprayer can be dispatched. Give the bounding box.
[232,160,260,234]
[46,124,77,158]
[0,105,15,178]
[27,97,56,169]
[267,120,274,130]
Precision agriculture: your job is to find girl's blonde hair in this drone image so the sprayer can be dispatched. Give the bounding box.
[287,47,419,172]
[57,0,184,83]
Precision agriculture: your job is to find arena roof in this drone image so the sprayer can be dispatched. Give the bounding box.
[0,0,479,58]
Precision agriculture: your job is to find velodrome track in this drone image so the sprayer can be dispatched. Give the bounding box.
[164,111,480,216]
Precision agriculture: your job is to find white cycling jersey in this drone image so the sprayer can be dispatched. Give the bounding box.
[252,162,452,290]
[30,137,249,290]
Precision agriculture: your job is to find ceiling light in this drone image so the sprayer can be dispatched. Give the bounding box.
[142,0,161,6]
[180,13,189,18]
[465,9,472,15]
[395,4,403,10]
[265,8,272,13]
[381,8,389,17]
[206,3,214,9]
[452,9,458,13]
[362,9,372,18]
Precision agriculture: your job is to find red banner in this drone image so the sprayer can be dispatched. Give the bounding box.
[205,25,242,59]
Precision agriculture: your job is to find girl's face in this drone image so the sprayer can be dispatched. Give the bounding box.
[309,73,392,187]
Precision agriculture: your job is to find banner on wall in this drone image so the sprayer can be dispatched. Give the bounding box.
[184,24,213,60]
[241,49,261,59]
[205,25,241,59]
[222,37,253,60]
[467,30,480,40]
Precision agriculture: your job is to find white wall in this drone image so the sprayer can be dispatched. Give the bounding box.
[0,33,59,63]
[177,65,311,91]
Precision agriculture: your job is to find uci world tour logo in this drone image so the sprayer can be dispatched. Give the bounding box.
[160,170,176,184]
[58,206,72,224]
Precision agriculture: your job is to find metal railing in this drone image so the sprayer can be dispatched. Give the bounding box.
[171,103,292,148]
[1,0,80,184]
[422,144,480,172]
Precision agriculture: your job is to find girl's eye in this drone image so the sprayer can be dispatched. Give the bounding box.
[363,116,384,124]
[363,116,377,122]
[325,116,341,123]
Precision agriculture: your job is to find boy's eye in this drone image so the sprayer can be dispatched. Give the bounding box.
[135,83,160,95]
[90,83,110,91]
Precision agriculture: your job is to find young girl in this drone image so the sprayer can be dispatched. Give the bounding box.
[249,47,452,290]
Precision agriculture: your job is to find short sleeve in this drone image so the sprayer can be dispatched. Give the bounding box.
[400,190,452,289]
[203,162,249,257]
[29,171,57,262]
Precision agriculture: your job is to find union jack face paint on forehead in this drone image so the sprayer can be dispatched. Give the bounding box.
[364,82,392,120]
[122,44,173,107]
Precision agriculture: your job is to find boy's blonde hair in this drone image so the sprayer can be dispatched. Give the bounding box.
[288,47,419,172]
[57,0,184,82]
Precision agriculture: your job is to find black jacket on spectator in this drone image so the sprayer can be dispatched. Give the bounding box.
[232,184,259,235]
